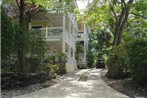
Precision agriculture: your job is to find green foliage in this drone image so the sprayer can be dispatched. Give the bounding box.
[37,63,56,78]
[94,29,113,52]
[27,0,51,7]
[26,0,73,13]
[86,31,98,68]
[1,7,15,61]
[13,25,46,57]
[86,50,95,68]
[24,56,41,73]
[76,42,84,53]
[56,53,67,74]
[126,39,147,83]
[75,42,84,66]
[24,54,61,77]
[82,3,109,29]
[78,0,147,80]
[1,7,18,73]
[106,45,129,79]
[25,30,46,59]
[1,10,46,73]
[86,29,113,68]
[11,24,46,72]
[43,53,67,75]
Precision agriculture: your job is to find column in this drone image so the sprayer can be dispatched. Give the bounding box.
[84,24,87,64]
[62,14,66,53]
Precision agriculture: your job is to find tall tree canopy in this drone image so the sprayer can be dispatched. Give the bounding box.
[80,0,147,46]
[77,0,147,77]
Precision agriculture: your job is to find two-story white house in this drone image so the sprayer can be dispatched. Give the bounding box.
[31,0,78,73]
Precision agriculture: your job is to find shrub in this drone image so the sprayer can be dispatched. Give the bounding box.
[57,53,67,75]
[1,7,15,61]
[126,39,147,83]
[25,56,41,73]
[87,50,95,68]
[43,53,67,75]
[24,56,57,79]
[106,45,129,79]
[37,63,56,78]
[52,64,59,73]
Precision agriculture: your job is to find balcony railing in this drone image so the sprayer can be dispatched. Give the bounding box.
[39,27,63,41]
[67,12,77,28]
[64,29,76,49]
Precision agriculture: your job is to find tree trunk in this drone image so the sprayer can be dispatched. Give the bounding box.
[113,13,127,46]
[17,0,25,72]
[113,0,133,46]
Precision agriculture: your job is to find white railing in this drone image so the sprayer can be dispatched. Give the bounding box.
[64,30,70,42]
[64,29,76,49]
[39,27,63,41]
[67,12,77,28]
[70,34,76,49]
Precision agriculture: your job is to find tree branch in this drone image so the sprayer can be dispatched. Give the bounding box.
[128,0,134,4]
[109,3,117,21]
[131,13,147,19]
[16,0,20,8]
[121,0,126,9]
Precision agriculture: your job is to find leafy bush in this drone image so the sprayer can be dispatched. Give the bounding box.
[87,50,96,68]
[44,55,57,64]
[43,53,67,75]
[106,45,129,79]
[1,7,15,65]
[52,64,59,74]
[1,7,46,73]
[126,39,147,83]
[57,53,67,75]
[25,57,41,73]
[36,63,56,78]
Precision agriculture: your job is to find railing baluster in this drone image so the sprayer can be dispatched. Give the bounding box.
[46,27,48,39]
[40,27,63,41]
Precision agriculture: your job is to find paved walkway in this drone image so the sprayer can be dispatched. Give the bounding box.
[14,69,129,98]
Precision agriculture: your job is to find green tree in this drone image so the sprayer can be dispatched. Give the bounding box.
[75,42,84,67]
[1,7,15,63]
[126,39,147,83]
[14,0,48,72]
[80,0,147,78]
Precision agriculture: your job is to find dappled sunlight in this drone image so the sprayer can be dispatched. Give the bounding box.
[50,82,62,88]
[63,77,77,81]
[90,72,100,76]
[69,80,95,90]
[75,69,90,75]
[14,69,129,98]
[65,92,93,98]
[65,93,80,98]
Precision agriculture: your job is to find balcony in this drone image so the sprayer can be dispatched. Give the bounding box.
[39,27,62,41]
